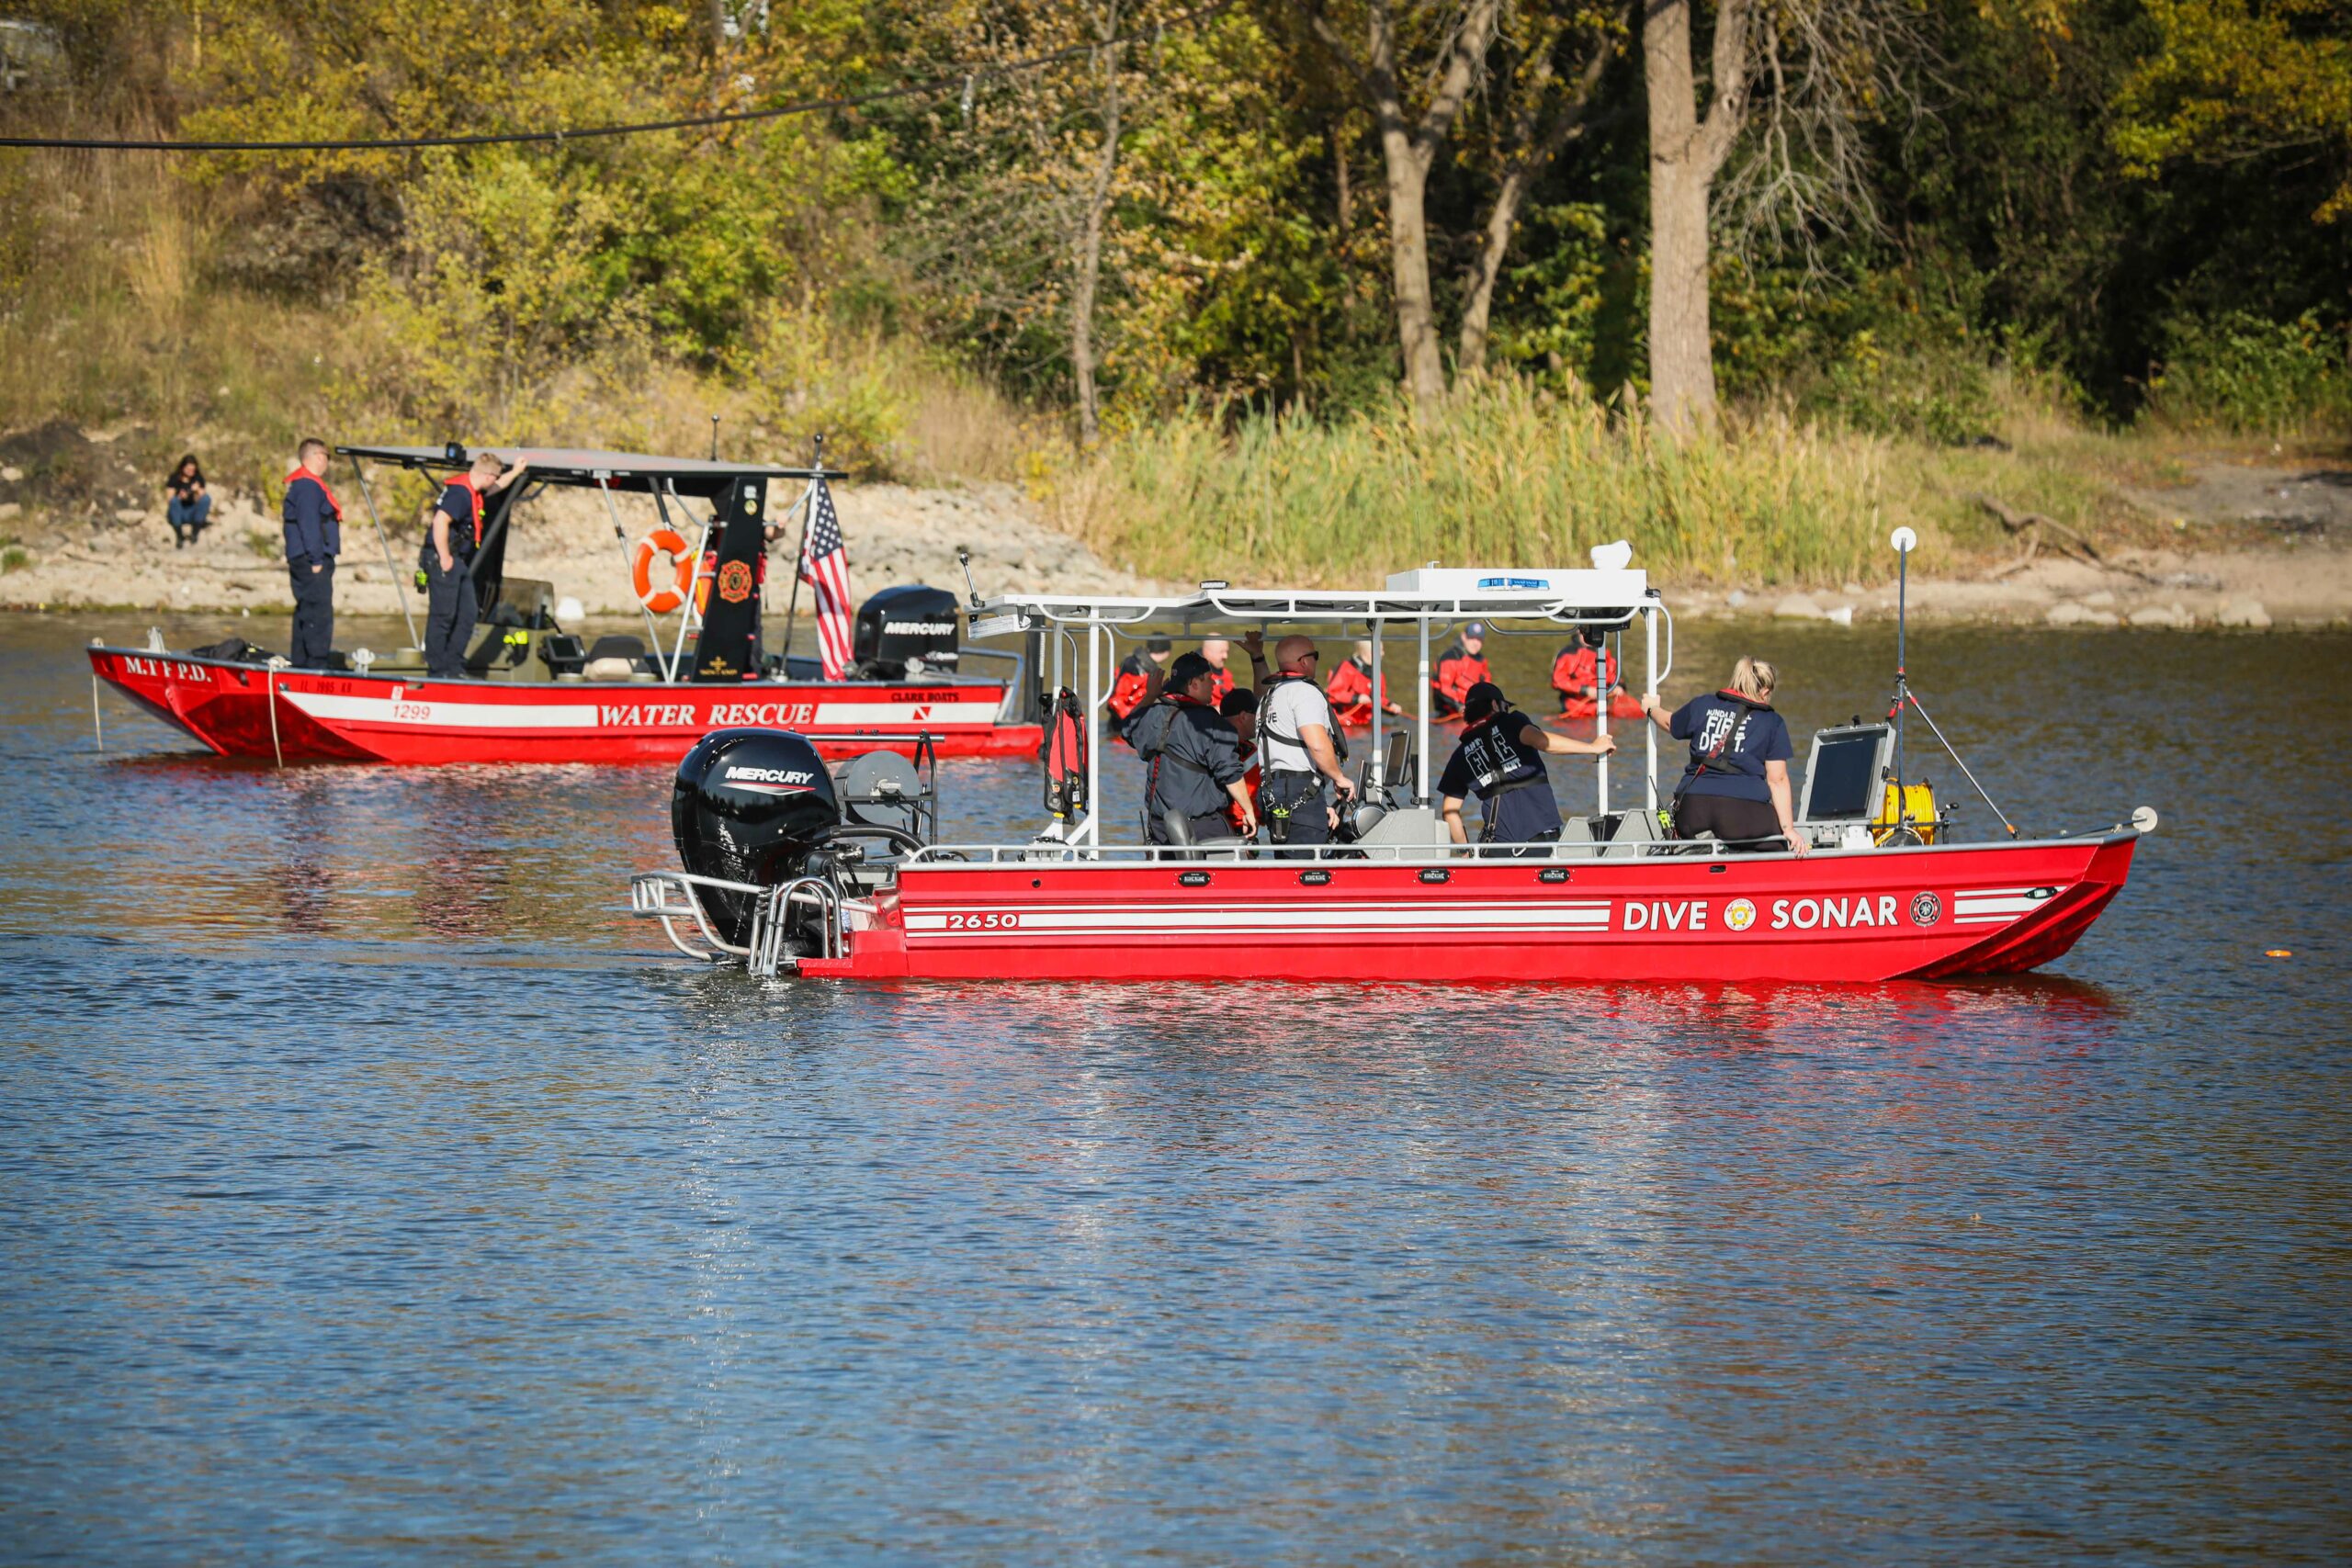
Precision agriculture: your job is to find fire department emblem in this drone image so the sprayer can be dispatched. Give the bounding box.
[1724,897,1757,932]
[1909,892,1942,928]
[717,559,755,604]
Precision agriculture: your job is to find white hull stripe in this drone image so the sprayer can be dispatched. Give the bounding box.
[909,907,1614,936]
[279,691,1002,731]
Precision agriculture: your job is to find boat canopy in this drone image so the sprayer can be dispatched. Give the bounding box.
[335,445,835,501]
[971,566,1653,634]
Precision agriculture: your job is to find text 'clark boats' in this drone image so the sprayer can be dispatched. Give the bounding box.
[627,535,2151,985]
[86,442,1042,763]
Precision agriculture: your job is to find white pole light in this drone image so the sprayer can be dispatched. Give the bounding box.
[1889,526,1918,554]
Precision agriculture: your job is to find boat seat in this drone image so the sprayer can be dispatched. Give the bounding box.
[586,635,648,663]
[1353,806,1440,858]
[1546,814,1602,859]
[582,656,638,682]
[1598,808,1664,860]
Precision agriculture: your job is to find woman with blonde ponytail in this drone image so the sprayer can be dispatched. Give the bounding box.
[1640,657,1809,855]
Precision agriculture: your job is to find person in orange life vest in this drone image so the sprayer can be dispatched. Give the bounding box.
[1430,622,1490,718]
[1111,635,1172,724]
[1198,637,1239,705]
[1550,638,1622,711]
[1325,639,1400,726]
[1219,687,1262,836]
[422,449,526,679]
[281,437,345,669]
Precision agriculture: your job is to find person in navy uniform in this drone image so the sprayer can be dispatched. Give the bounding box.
[1438,682,1614,852]
[421,449,526,679]
[1124,651,1257,845]
[1639,655,1810,855]
[281,437,342,668]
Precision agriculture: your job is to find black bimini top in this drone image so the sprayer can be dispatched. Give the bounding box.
[336,445,837,501]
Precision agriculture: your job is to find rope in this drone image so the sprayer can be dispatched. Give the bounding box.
[0,0,1234,153]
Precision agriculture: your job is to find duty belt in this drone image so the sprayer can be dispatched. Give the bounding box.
[1261,770,1324,845]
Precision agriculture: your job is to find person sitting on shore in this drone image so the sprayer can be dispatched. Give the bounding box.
[1640,656,1810,856]
[164,453,210,549]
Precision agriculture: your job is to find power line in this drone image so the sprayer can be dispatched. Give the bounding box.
[0,0,1229,153]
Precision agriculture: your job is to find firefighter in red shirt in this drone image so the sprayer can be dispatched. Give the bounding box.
[1111,635,1172,723]
[1550,637,1622,714]
[1431,622,1490,719]
[1326,639,1400,727]
[1199,637,1238,705]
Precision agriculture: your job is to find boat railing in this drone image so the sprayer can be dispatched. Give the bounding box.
[629,870,842,977]
[900,838,1739,867]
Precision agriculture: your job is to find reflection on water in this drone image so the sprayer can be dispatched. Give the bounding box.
[1,611,2346,1563]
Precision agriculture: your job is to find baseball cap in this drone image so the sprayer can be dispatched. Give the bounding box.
[1145,634,1172,653]
[1464,621,1487,637]
[1463,681,1509,722]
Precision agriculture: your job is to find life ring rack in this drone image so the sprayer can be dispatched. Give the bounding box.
[631,528,695,614]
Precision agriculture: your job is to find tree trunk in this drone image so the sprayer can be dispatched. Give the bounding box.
[1375,118,1447,408]
[1456,163,1531,376]
[1071,6,1122,448]
[1647,153,1715,434]
[1641,0,1752,436]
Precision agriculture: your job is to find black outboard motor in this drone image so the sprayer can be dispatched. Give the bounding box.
[853,585,961,680]
[672,728,841,945]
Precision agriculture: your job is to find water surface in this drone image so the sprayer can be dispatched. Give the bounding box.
[2,611,2346,1563]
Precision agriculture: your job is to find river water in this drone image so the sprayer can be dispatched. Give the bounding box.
[3,610,2346,1563]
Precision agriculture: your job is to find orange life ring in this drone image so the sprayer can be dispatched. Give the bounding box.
[631,528,694,614]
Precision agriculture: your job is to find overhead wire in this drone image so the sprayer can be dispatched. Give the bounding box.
[0,0,1234,153]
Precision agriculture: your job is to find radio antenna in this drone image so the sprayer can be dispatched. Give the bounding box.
[956,545,983,607]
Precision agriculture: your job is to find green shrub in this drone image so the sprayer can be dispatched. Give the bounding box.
[2144,310,2352,437]
[1,545,28,573]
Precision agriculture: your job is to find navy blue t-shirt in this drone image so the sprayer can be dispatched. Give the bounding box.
[1670,693,1792,803]
[1438,709,1562,841]
[436,482,481,559]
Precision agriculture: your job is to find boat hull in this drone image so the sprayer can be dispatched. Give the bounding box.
[803,834,2138,984]
[88,648,1041,763]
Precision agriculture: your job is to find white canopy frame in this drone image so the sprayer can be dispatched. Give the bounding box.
[973,573,1673,849]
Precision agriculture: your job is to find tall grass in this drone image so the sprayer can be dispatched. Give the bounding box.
[1043,380,1917,588]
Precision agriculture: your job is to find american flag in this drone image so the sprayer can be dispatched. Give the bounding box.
[799,478,854,680]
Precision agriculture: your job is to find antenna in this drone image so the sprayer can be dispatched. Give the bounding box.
[708,414,720,461]
[956,545,982,607]
[1888,526,1917,834]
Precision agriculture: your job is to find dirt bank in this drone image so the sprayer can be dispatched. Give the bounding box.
[4,428,2345,631]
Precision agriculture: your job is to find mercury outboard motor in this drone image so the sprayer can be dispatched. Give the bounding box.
[853,585,961,680]
[672,728,841,945]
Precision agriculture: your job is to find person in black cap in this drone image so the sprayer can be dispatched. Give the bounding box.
[1431,622,1491,718]
[1437,682,1614,852]
[1110,634,1173,722]
[1123,651,1256,844]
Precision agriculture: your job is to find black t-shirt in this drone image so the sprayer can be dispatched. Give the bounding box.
[1670,693,1792,803]
[436,481,481,559]
[1438,708,1561,841]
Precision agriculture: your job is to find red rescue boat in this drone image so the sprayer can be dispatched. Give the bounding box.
[629,557,2150,985]
[88,442,1043,763]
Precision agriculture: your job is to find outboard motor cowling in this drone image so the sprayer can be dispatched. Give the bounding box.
[854,585,961,680]
[672,728,841,944]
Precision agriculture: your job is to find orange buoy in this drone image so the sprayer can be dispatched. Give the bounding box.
[2266,949,2293,958]
[631,528,694,614]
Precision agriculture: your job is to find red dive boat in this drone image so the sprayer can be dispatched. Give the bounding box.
[628,556,2152,985]
[88,444,1042,763]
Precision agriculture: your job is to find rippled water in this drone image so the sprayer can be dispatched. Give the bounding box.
[4,611,2347,1563]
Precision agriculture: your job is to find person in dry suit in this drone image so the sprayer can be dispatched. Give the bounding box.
[1124,651,1258,845]
[1110,635,1171,722]
[1438,682,1614,853]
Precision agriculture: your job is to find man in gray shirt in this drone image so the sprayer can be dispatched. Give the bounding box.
[1255,635,1357,848]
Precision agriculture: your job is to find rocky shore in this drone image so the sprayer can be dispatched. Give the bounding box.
[3,421,2345,631]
